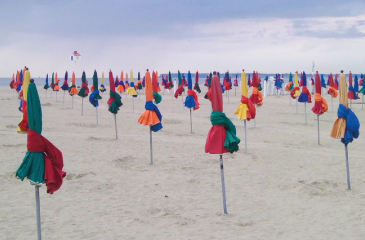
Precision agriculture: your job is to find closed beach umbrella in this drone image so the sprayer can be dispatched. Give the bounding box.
[43,74,49,90]
[51,72,55,91]
[126,70,138,112]
[249,71,263,106]
[205,72,240,214]
[99,71,106,92]
[298,71,312,124]
[107,70,123,139]
[234,70,256,152]
[15,70,23,92]
[174,70,185,99]
[69,71,78,109]
[138,70,163,164]
[17,69,31,134]
[89,70,102,124]
[327,73,338,112]
[152,71,162,104]
[54,72,60,91]
[16,79,66,239]
[61,71,69,104]
[117,71,126,93]
[78,71,89,115]
[193,71,201,93]
[330,72,360,190]
[285,72,294,92]
[184,71,200,133]
[312,71,328,144]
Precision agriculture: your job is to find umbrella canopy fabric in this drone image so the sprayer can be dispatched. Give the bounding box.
[354,75,359,93]
[234,74,238,87]
[107,71,123,114]
[330,73,360,145]
[165,71,174,90]
[249,71,263,106]
[61,71,69,91]
[53,73,60,91]
[126,70,138,96]
[321,74,326,88]
[152,71,162,104]
[138,70,163,132]
[174,70,185,98]
[298,72,312,103]
[223,71,231,90]
[51,72,55,90]
[206,73,240,154]
[10,73,15,89]
[193,71,201,93]
[348,72,359,100]
[99,72,106,92]
[78,71,89,97]
[285,72,294,91]
[125,73,130,89]
[43,74,49,90]
[234,71,256,120]
[69,72,78,95]
[14,70,22,92]
[274,74,283,89]
[184,71,200,110]
[16,81,66,194]
[89,70,102,107]
[136,72,143,90]
[359,74,365,95]
[312,71,328,115]
[117,71,126,93]
[17,69,31,133]
[327,73,338,98]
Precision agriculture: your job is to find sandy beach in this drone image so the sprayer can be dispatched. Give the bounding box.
[1,85,364,239]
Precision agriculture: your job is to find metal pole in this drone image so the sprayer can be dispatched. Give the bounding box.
[362,95,364,110]
[96,107,98,125]
[190,109,192,133]
[254,117,256,128]
[244,119,247,153]
[72,96,74,109]
[63,91,65,104]
[81,98,83,116]
[150,127,153,164]
[51,90,52,98]
[345,146,351,190]
[35,185,42,240]
[228,90,230,103]
[56,91,58,101]
[296,99,298,113]
[332,97,334,112]
[290,95,291,105]
[114,114,118,139]
[350,99,352,109]
[305,103,307,124]
[220,155,228,214]
[45,90,46,99]
[317,115,320,145]
[132,97,134,113]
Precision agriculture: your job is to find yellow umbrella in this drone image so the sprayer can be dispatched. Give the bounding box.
[330,73,348,139]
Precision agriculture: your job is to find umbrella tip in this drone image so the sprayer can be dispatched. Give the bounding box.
[30,78,34,83]
[341,70,344,73]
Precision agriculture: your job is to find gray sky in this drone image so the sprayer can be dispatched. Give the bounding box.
[1,0,365,77]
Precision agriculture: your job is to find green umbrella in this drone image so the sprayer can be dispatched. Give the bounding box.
[16,80,66,240]
[78,71,89,115]
[89,70,102,124]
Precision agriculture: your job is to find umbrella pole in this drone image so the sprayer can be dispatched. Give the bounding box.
[244,119,247,153]
[139,90,141,102]
[362,95,364,110]
[290,95,291,105]
[81,98,84,116]
[228,90,230,103]
[304,103,307,124]
[317,115,320,145]
[45,90,47,99]
[96,107,98,125]
[51,90,52,98]
[132,97,134,113]
[190,109,192,133]
[72,96,74,109]
[114,114,118,139]
[296,99,298,113]
[56,91,58,101]
[219,155,228,214]
[35,185,42,240]
[254,117,256,128]
[171,88,173,100]
[63,91,65,104]
[150,127,153,164]
[345,145,351,190]
[332,97,334,112]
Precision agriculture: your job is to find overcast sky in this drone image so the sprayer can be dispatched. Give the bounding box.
[1,0,365,77]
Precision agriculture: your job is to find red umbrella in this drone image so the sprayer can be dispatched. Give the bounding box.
[205,72,240,214]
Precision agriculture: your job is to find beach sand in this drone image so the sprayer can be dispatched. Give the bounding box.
[1,85,364,239]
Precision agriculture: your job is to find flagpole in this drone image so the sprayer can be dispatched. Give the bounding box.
[35,185,42,240]
[114,114,118,139]
[150,127,153,164]
[345,146,351,190]
[317,115,320,145]
[244,119,247,153]
[220,155,228,214]
[190,109,192,133]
